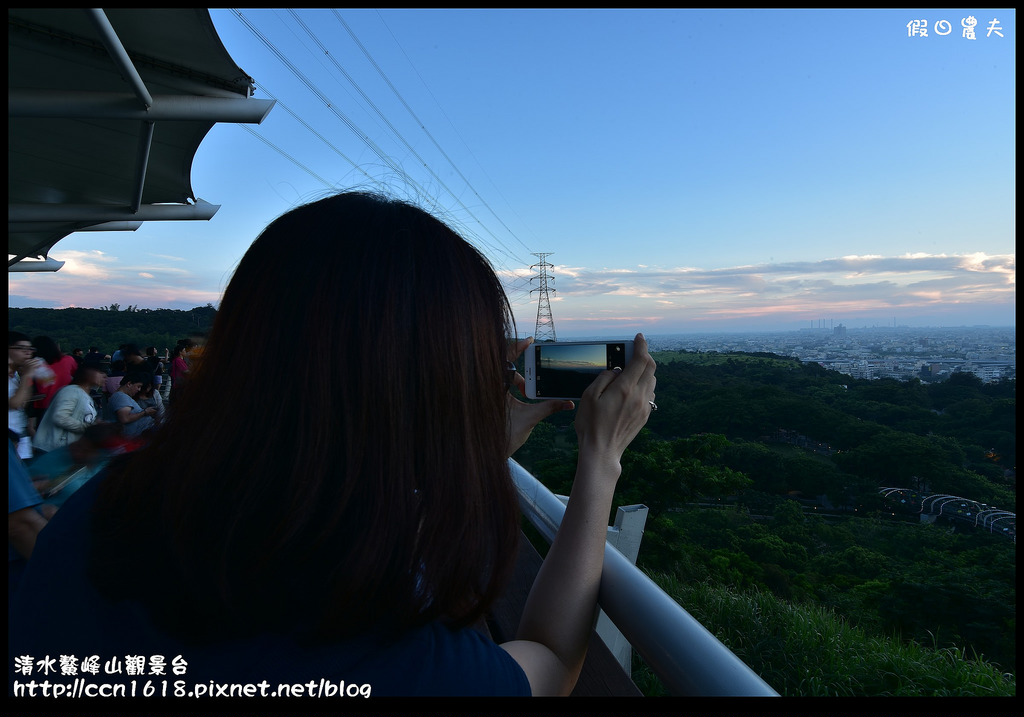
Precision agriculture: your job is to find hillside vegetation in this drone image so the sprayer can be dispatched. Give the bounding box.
[9,305,217,353]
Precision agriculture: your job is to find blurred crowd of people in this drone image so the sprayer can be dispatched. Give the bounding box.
[8,331,202,591]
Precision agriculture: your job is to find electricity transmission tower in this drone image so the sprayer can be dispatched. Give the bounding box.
[530,252,557,342]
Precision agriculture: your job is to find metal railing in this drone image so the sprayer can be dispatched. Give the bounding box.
[509,458,779,697]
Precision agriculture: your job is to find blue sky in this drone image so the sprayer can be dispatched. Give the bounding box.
[8,8,1016,335]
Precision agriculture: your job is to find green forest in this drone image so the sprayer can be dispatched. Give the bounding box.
[512,350,1015,696]
[8,305,218,354]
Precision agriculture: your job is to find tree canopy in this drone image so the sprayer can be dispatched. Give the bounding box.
[9,305,217,354]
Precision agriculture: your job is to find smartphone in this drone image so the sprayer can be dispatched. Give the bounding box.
[523,340,634,400]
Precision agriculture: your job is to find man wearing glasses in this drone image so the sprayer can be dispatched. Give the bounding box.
[9,331,40,459]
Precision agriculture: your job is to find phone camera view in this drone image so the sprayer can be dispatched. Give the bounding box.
[535,343,626,398]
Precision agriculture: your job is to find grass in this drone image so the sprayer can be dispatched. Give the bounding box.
[631,573,1016,697]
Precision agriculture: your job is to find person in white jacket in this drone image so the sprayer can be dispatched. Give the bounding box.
[32,361,106,453]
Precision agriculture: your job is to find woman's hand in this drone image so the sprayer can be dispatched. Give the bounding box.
[18,357,39,379]
[505,337,574,458]
[505,335,656,696]
[573,333,657,476]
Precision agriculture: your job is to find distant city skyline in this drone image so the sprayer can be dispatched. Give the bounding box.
[555,321,1017,340]
[543,305,1016,338]
[8,9,1015,334]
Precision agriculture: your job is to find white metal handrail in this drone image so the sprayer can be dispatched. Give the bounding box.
[509,459,779,697]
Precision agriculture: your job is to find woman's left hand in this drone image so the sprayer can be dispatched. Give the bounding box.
[506,337,575,458]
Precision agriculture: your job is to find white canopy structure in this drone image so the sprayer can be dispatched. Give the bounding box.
[8,8,275,271]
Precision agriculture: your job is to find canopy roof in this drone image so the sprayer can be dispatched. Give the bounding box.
[8,8,274,271]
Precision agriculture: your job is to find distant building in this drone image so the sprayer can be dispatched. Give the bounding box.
[833,324,847,338]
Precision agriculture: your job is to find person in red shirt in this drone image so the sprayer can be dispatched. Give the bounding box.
[168,340,194,404]
[32,336,79,418]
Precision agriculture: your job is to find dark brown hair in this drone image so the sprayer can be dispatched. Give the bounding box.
[90,192,520,643]
[32,335,63,365]
[71,360,105,385]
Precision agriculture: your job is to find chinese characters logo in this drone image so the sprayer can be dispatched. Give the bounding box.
[906,16,1006,39]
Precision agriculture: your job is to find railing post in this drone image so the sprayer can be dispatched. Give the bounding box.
[557,496,649,676]
[598,504,649,676]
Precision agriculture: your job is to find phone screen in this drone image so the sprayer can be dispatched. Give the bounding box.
[533,342,628,398]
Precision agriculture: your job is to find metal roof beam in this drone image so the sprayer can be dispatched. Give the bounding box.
[8,235,62,268]
[9,90,275,123]
[7,221,143,234]
[9,200,220,223]
[9,258,66,273]
[73,220,145,232]
[85,8,153,108]
[132,121,155,213]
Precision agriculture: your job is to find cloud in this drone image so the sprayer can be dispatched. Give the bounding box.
[52,250,118,280]
[12,248,1013,333]
[8,250,223,310]
[515,252,1016,331]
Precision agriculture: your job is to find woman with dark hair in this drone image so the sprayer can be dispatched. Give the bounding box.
[10,192,656,697]
[134,372,165,426]
[168,339,193,404]
[31,335,78,417]
[32,360,106,453]
[101,370,158,438]
[145,346,165,392]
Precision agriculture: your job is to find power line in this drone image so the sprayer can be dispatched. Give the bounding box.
[284,9,530,270]
[230,9,530,275]
[271,8,394,143]
[373,10,545,253]
[240,115,538,307]
[249,82,380,188]
[230,10,430,198]
[337,10,535,256]
[237,124,334,187]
